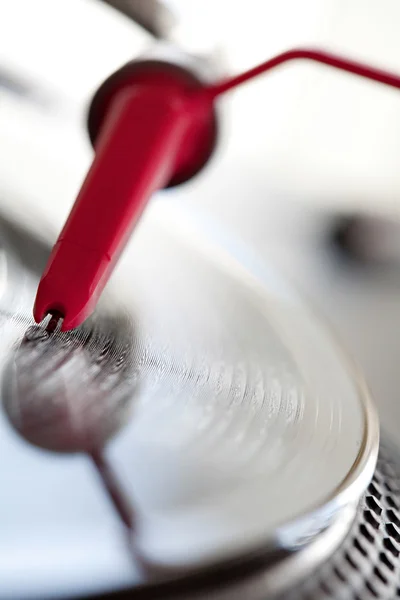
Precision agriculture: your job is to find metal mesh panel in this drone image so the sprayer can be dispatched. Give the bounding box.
[280,443,400,600]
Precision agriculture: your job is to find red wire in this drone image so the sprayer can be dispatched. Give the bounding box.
[205,48,400,99]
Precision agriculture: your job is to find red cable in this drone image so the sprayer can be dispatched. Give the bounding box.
[205,48,400,99]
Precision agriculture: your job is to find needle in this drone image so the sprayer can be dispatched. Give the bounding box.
[45,311,63,334]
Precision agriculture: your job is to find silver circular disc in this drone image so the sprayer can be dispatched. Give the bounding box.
[0,202,378,598]
[107,200,379,568]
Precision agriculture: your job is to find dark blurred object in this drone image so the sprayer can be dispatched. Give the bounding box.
[0,65,56,110]
[329,213,400,267]
[0,211,51,275]
[97,0,226,78]
[99,0,175,38]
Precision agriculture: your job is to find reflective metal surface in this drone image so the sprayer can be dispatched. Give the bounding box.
[0,202,378,599]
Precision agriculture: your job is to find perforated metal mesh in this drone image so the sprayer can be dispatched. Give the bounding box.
[280,442,400,600]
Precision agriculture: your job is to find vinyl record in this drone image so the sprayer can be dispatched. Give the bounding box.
[0,202,378,599]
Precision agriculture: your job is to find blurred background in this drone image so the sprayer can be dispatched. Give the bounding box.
[1,0,400,439]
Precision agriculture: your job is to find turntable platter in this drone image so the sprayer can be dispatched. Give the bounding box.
[0,201,378,598]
